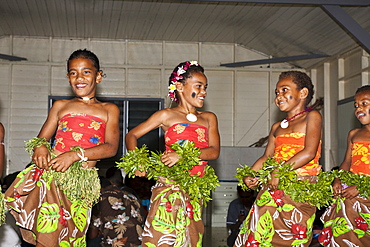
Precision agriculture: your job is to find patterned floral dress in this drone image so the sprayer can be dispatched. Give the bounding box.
[141,123,209,247]
[92,185,144,247]
[5,113,105,247]
[234,132,322,247]
[319,141,370,247]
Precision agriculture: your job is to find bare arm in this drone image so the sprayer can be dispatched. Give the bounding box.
[243,122,278,189]
[125,109,167,151]
[339,129,359,198]
[198,112,220,161]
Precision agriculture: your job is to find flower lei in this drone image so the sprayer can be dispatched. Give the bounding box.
[168,61,200,102]
[235,157,335,208]
[116,140,219,206]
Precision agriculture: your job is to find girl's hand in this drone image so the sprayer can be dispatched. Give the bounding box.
[161,152,180,167]
[243,176,259,189]
[135,165,147,177]
[342,185,359,199]
[32,145,51,170]
[332,178,342,196]
[267,170,279,190]
[48,151,77,172]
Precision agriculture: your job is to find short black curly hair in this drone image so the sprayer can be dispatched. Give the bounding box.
[355,85,370,96]
[67,49,100,72]
[279,71,314,106]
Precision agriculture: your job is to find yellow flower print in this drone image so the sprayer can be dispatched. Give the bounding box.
[72,132,83,142]
[352,143,369,156]
[173,124,186,134]
[360,155,370,165]
[88,120,102,131]
[196,128,206,142]
[58,121,71,132]
[165,137,171,143]
[79,123,85,127]
[55,138,65,149]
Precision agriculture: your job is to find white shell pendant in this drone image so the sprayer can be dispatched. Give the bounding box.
[280,119,289,129]
[186,113,198,122]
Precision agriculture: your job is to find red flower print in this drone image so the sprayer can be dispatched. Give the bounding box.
[58,206,68,227]
[246,233,259,247]
[318,227,332,246]
[269,190,285,206]
[186,201,194,219]
[32,168,44,181]
[165,201,172,212]
[355,216,369,231]
[291,224,307,239]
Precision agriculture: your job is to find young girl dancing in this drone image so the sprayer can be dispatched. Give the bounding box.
[235,71,322,247]
[319,85,370,246]
[4,49,120,247]
[124,61,220,246]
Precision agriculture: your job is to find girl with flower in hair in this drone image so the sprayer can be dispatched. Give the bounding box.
[319,85,370,247]
[235,71,323,247]
[125,61,220,246]
[4,49,120,247]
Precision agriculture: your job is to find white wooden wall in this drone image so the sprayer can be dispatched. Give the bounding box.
[0,36,296,175]
[309,48,370,171]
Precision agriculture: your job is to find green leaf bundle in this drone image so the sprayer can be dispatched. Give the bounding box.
[235,157,335,208]
[333,169,370,198]
[116,141,219,205]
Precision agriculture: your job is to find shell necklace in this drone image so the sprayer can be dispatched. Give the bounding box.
[76,96,95,102]
[178,105,197,122]
[280,106,313,129]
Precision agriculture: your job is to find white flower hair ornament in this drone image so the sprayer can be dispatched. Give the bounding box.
[168,61,200,102]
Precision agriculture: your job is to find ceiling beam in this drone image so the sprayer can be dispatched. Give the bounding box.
[220,54,329,67]
[0,54,27,61]
[321,5,370,55]
[192,0,370,6]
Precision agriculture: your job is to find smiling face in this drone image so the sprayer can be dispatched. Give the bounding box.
[177,71,208,108]
[67,57,102,98]
[354,90,370,125]
[275,78,306,112]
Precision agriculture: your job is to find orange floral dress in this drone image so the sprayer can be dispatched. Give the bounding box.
[319,141,370,247]
[141,123,210,247]
[5,113,105,247]
[235,132,321,247]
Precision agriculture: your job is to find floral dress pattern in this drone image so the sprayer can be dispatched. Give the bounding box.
[4,113,105,247]
[234,132,321,247]
[319,141,370,247]
[141,123,210,247]
[93,185,144,247]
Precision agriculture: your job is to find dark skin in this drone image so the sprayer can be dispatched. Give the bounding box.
[125,71,220,176]
[243,78,322,190]
[333,91,370,199]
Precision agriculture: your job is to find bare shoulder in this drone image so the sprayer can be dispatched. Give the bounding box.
[101,101,120,113]
[350,128,363,140]
[307,110,322,120]
[201,111,218,121]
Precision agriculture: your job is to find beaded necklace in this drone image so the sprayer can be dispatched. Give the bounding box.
[280,106,313,129]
